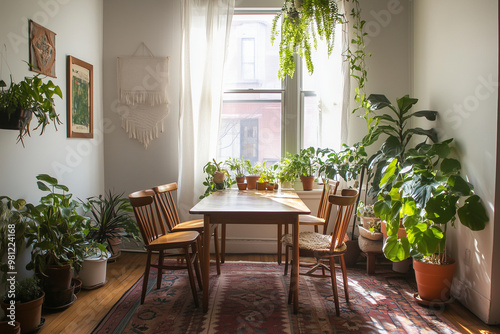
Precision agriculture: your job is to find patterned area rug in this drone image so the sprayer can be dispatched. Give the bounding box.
[92,262,460,334]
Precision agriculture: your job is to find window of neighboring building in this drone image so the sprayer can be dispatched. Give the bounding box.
[217,10,343,164]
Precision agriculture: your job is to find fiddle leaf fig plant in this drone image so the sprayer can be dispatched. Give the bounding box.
[374,139,489,264]
[366,94,438,196]
[271,0,344,79]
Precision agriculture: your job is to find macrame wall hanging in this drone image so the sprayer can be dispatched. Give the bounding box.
[116,42,169,148]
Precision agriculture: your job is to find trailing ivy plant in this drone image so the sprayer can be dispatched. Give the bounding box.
[345,0,371,115]
[271,0,344,79]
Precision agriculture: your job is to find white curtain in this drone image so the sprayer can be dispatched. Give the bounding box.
[178,0,234,220]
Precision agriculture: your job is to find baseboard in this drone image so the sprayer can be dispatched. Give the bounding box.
[452,277,492,324]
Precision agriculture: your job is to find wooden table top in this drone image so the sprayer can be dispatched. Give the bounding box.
[190,189,311,215]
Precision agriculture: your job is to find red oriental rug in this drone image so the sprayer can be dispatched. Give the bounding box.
[92,262,460,333]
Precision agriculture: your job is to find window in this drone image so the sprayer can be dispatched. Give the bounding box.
[217,10,343,163]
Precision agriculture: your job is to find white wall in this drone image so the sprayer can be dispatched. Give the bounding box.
[413,0,499,324]
[102,0,181,198]
[346,0,412,146]
[0,1,104,207]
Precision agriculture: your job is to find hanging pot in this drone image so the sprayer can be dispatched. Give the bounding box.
[0,108,32,130]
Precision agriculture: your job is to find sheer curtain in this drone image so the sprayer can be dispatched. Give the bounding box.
[178,0,234,220]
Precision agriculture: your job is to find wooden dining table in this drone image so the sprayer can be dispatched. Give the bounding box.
[189,188,310,313]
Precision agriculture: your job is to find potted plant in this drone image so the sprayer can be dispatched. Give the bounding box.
[0,75,62,146]
[82,191,140,264]
[270,0,344,79]
[356,202,381,236]
[365,94,438,197]
[24,174,88,308]
[225,157,247,184]
[374,139,489,303]
[288,147,321,191]
[1,278,44,333]
[200,159,233,198]
[244,160,262,190]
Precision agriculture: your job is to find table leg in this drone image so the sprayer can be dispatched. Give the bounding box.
[292,217,299,314]
[221,224,226,263]
[203,215,211,312]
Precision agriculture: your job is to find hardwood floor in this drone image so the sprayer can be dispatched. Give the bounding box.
[39,251,499,334]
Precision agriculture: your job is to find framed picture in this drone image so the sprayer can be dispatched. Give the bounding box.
[67,56,93,138]
[29,20,56,78]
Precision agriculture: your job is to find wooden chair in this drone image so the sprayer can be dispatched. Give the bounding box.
[153,182,221,275]
[282,188,358,316]
[129,189,202,306]
[282,179,340,271]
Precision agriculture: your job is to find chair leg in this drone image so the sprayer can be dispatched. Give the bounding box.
[287,258,294,305]
[157,250,164,289]
[277,223,282,265]
[329,257,340,316]
[221,224,226,263]
[214,225,221,275]
[192,242,203,291]
[340,254,349,302]
[284,244,290,276]
[141,251,152,304]
[184,246,199,308]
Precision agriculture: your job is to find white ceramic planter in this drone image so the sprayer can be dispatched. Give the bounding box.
[78,252,111,289]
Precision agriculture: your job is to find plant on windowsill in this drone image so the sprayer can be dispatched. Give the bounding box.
[0,74,62,146]
[288,147,322,191]
[271,0,344,79]
[243,160,263,190]
[374,139,488,303]
[225,157,247,183]
[200,159,233,198]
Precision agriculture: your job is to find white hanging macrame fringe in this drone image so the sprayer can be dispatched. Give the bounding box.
[117,103,169,149]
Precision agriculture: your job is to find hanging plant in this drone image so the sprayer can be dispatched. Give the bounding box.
[271,0,344,79]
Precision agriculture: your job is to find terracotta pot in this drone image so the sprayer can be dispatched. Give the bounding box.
[380,220,406,239]
[300,175,315,191]
[237,183,247,190]
[246,176,260,190]
[235,176,246,184]
[0,321,21,334]
[413,258,457,302]
[257,182,267,190]
[44,282,75,308]
[213,171,225,184]
[266,184,275,191]
[42,264,72,291]
[1,293,44,334]
[108,237,122,261]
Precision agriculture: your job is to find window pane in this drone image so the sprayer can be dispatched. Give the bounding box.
[303,94,320,149]
[218,93,282,165]
[223,14,281,89]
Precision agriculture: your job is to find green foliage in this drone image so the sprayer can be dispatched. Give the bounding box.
[287,147,322,178]
[82,190,140,256]
[25,174,89,274]
[271,0,344,79]
[0,196,33,282]
[200,159,233,199]
[318,141,367,182]
[346,0,371,115]
[374,140,489,264]
[366,94,438,197]
[0,74,63,146]
[3,277,43,303]
[225,157,247,177]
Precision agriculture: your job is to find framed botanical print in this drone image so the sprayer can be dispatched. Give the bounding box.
[29,20,56,78]
[67,56,93,138]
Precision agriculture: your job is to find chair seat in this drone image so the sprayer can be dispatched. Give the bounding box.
[171,219,204,232]
[299,215,325,225]
[282,231,347,255]
[148,231,200,250]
